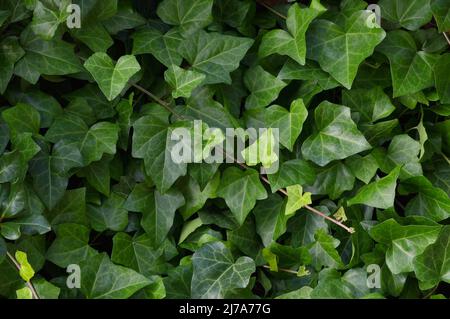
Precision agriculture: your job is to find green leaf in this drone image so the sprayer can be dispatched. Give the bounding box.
[413,226,450,286]
[308,229,344,271]
[369,219,442,274]
[431,0,450,32]
[79,122,119,165]
[377,31,438,97]
[348,166,401,209]
[2,103,40,137]
[157,0,213,34]
[46,223,97,268]
[435,54,450,104]
[307,10,386,89]
[301,101,371,166]
[379,0,433,31]
[112,232,165,277]
[217,167,267,225]
[402,176,450,222]
[84,53,141,101]
[15,251,35,282]
[244,65,287,109]
[16,287,33,299]
[87,192,128,232]
[342,87,396,123]
[259,2,325,65]
[267,159,316,192]
[308,162,355,199]
[180,30,253,84]
[191,241,255,299]
[132,27,183,67]
[31,0,70,40]
[80,253,151,299]
[140,188,185,248]
[164,65,206,99]
[285,185,312,216]
[265,98,308,151]
[132,117,191,193]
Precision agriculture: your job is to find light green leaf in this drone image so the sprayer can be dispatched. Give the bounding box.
[15,251,35,282]
[285,185,312,216]
[84,53,141,101]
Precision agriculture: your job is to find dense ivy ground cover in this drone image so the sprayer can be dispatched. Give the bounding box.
[0,0,449,300]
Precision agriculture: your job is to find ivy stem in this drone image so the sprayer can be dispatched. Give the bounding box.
[132,85,354,234]
[262,265,298,275]
[257,1,288,20]
[6,251,39,299]
[444,32,450,46]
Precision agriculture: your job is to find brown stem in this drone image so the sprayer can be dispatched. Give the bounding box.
[7,252,39,299]
[444,32,450,46]
[257,1,288,19]
[262,265,298,275]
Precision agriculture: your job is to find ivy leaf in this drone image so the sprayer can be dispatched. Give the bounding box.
[307,162,355,199]
[2,103,40,137]
[191,241,255,299]
[132,117,191,193]
[164,65,206,99]
[342,87,396,123]
[253,194,289,247]
[285,185,312,216]
[348,166,401,209]
[87,192,128,232]
[413,226,450,287]
[402,176,450,222]
[112,232,165,277]
[84,53,141,101]
[157,0,213,34]
[79,122,119,165]
[15,251,35,282]
[217,167,268,225]
[379,0,433,31]
[140,189,185,248]
[46,223,97,268]
[307,10,386,89]
[377,31,438,97]
[0,37,25,94]
[132,27,183,67]
[80,253,151,299]
[268,159,316,193]
[265,98,308,151]
[31,0,70,40]
[369,219,442,274]
[259,1,325,65]
[180,30,254,85]
[431,0,450,32]
[435,54,450,104]
[302,101,371,166]
[244,65,287,109]
[308,229,344,271]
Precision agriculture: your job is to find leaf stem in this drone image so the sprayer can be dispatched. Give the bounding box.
[262,265,298,275]
[257,1,288,20]
[6,251,39,299]
[444,32,450,46]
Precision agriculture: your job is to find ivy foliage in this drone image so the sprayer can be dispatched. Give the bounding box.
[0,0,449,299]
